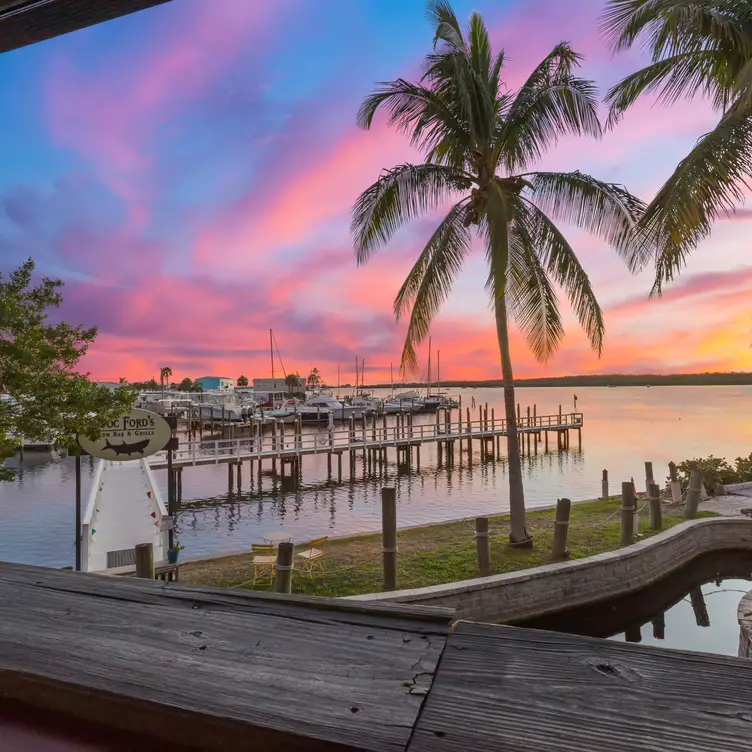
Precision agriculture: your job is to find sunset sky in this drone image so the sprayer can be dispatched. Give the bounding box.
[1,0,750,384]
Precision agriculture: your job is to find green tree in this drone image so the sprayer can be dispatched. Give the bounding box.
[237,375,249,387]
[179,377,193,391]
[352,0,645,544]
[0,259,135,480]
[284,372,301,396]
[159,366,172,396]
[602,0,752,291]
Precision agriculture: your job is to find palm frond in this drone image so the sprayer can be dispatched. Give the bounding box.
[521,171,650,271]
[351,163,471,263]
[505,220,564,362]
[396,200,472,372]
[356,78,469,159]
[499,43,602,171]
[519,200,606,354]
[605,50,731,128]
[643,107,752,293]
[468,11,492,81]
[427,0,466,51]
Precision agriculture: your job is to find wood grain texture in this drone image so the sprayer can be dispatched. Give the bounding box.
[409,621,752,752]
[0,563,450,752]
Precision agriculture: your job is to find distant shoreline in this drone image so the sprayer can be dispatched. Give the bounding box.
[360,372,752,389]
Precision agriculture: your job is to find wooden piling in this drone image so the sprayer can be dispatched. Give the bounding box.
[236,463,242,491]
[648,483,662,530]
[381,487,397,591]
[176,468,183,501]
[551,498,571,560]
[135,543,154,580]
[689,586,710,627]
[645,461,654,494]
[684,470,704,518]
[227,462,233,490]
[475,517,490,577]
[274,541,294,595]
[652,613,665,639]
[624,624,642,643]
[620,481,634,546]
[669,461,682,504]
[601,469,609,500]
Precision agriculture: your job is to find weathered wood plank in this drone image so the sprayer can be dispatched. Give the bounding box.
[0,562,454,632]
[0,564,448,752]
[409,621,752,752]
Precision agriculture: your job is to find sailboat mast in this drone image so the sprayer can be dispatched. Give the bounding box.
[437,350,440,393]
[337,364,340,399]
[361,358,365,395]
[390,362,394,397]
[270,328,274,381]
[355,356,358,395]
[427,336,432,395]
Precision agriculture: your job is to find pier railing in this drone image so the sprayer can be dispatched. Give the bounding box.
[149,413,583,468]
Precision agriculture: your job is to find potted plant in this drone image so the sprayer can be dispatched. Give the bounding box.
[167,543,184,564]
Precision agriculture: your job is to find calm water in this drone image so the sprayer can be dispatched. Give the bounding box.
[519,551,752,656]
[2,386,751,568]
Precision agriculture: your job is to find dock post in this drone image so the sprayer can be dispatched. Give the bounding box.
[620,481,634,546]
[544,430,548,452]
[327,453,332,478]
[274,541,294,594]
[516,403,520,422]
[558,404,562,423]
[602,469,609,500]
[475,517,490,576]
[381,487,398,591]
[466,407,471,453]
[416,445,421,471]
[436,409,440,435]
[684,470,704,518]
[645,461,654,494]
[669,461,682,504]
[337,452,342,482]
[648,483,662,530]
[135,543,154,580]
[228,462,233,491]
[271,421,278,475]
[577,426,582,451]
[689,586,710,627]
[625,625,642,643]
[533,404,537,440]
[177,468,183,501]
[526,406,531,455]
[551,498,571,560]
[652,613,665,639]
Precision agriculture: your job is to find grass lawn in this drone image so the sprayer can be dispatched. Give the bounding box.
[180,498,717,597]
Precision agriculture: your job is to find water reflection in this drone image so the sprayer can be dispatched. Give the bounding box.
[4,385,752,566]
[517,551,752,656]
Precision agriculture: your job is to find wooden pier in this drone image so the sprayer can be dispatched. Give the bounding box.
[1,563,752,751]
[149,412,583,471]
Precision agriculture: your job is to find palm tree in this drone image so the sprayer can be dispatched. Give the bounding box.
[601,0,752,292]
[352,0,646,544]
[159,366,172,396]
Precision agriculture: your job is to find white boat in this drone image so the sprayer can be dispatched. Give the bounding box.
[307,394,370,421]
[350,394,384,414]
[383,391,425,414]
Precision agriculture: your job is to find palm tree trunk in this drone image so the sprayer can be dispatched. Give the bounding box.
[494,295,531,546]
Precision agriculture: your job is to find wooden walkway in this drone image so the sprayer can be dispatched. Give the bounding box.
[2,563,752,751]
[149,413,583,470]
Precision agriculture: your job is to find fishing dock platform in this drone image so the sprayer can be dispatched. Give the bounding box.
[1,562,750,751]
[148,411,583,486]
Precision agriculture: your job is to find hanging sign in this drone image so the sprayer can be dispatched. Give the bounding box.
[159,516,174,532]
[78,409,172,462]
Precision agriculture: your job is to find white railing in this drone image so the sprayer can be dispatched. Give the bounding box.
[82,459,106,572]
[141,459,169,560]
[148,413,583,467]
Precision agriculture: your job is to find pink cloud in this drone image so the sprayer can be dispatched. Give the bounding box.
[45,0,294,229]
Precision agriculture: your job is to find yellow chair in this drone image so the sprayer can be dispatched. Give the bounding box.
[251,544,277,583]
[297,536,328,574]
